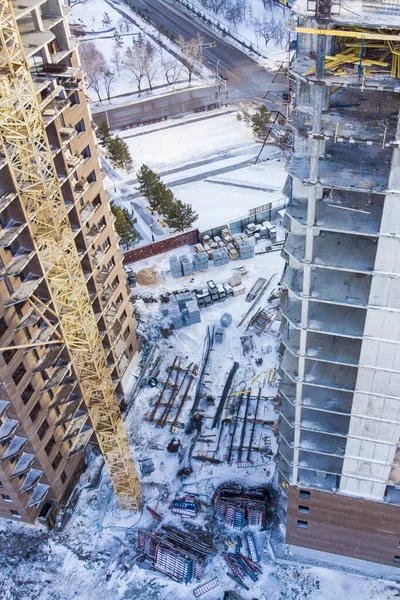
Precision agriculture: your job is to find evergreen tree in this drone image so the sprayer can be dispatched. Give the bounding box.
[137,164,161,198]
[137,164,178,216]
[251,105,271,139]
[164,199,198,232]
[97,120,111,145]
[158,187,175,216]
[113,28,124,48]
[110,202,139,249]
[107,136,134,172]
[102,11,111,27]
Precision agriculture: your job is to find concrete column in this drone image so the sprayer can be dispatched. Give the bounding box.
[293,82,324,484]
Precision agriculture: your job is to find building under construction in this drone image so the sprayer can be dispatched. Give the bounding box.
[0,0,140,523]
[278,0,400,573]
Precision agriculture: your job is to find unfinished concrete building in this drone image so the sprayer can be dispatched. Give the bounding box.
[277,0,400,572]
[0,0,139,524]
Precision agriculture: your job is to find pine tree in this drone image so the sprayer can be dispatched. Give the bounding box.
[251,105,271,139]
[137,164,177,216]
[97,120,111,145]
[102,12,111,27]
[113,28,123,49]
[110,202,139,249]
[107,136,134,172]
[137,164,160,198]
[164,199,198,232]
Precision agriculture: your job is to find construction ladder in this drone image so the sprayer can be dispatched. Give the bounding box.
[0,0,141,509]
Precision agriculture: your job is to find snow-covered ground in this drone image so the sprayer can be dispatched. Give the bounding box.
[120,110,255,172]
[107,110,287,238]
[2,242,400,600]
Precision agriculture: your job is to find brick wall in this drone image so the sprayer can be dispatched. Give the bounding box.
[123,230,200,264]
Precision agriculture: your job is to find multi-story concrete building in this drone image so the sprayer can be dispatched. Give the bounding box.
[277,0,400,573]
[0,0,138,524]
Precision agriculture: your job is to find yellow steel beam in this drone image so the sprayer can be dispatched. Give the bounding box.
[296,27,400,42]
[0,0,141,510]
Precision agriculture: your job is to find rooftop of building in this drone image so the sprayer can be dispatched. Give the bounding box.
[293,0,400,29]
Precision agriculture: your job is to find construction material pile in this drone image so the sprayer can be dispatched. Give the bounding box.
[160,291,201,329]
[170,495,200,519]
[136,525,215,584]
[214,483,270,531]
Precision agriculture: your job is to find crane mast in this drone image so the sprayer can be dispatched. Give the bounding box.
[0,0,141,510]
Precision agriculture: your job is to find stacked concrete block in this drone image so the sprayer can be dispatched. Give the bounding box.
[220,313,232,327]
[176,291,193,309]
[217,283,226,301]
[214,327,225,343]
[227,243,238,260]
[169,304,183,329]
[182,300,201,326]
[169,255,183,278]
[196,289,212,308]
[213,247,229,267]
[239,241,254,260]
[179,255,193,276]
[228,274,242,287]
[233,284,246,297]
[193,251,209,272]
[223,282,234,297]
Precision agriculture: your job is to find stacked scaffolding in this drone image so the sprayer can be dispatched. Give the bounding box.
[136,526,215,584]
[214,484,269,531]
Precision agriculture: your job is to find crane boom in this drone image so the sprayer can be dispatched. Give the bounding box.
[0,0,141,510]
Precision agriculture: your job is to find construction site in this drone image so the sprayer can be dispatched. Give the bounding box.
[2,0,400,599]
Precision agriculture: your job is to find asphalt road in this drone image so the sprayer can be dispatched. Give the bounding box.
[119,0,285,102]
[95,0,287,127]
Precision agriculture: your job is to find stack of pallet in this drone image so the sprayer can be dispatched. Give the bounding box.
[193,250,209,272]
[161,292,201,329]
[169,255,183,279]
[213,247,229,266]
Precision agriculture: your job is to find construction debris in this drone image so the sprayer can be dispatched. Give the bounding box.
[246,307,276,335]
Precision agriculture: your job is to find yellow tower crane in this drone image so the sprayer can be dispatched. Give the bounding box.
[0,0,141,510]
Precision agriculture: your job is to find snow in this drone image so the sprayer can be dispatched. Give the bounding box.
[106,111,287,237]
[2,242,400,599]
[121,111,256,173]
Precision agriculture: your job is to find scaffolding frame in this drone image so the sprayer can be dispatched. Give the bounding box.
[0,0,141,510]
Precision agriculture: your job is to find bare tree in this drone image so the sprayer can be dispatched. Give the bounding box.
[199,0,227,14]
[224,0,245,26]
[68,0,89,8]
[124,33,154,93]
[103,69,115,102]
[177,33,204,85]
[143,42,158,90]
[79,41,106,102]
[111,45,122,76]
[160,50,182,85]
[118,17,130,33]
[254,18,286,48]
